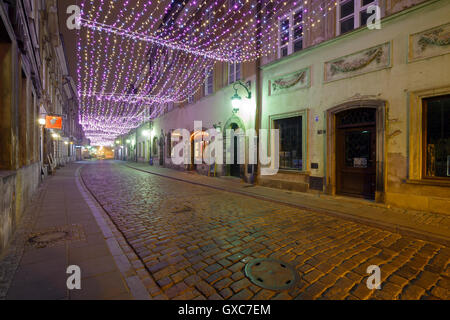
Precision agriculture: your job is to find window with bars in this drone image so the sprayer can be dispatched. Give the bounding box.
[204,68,214,96]
[337,0,378,35]
[228,62,241,84]
[278,7,303,58]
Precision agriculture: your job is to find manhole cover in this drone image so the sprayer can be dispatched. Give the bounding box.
[245,258,299,291]
[28,231,69,247]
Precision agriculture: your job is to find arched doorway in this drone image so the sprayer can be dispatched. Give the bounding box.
[189,130,209,171]
[327,101,385,201]
[223,115,246,178]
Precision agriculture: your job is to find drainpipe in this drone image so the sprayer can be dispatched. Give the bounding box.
[254,1,262,185]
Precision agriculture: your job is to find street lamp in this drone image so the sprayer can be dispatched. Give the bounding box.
[38,118,46,126]
[142,130,151,137]
[231,80,251,113]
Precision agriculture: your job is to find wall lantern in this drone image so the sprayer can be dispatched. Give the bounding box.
[231,80,251,112]
[142,130,151,137]
[38,118,46,125]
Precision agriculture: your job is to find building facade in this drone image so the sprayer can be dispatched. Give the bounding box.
[115,0,449,215]
[0,0,84,255]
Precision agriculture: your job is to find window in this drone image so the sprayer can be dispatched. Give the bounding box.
[153,137,158,155]
[278,7,303,58]
[273,116,303,170]
[143,141,146,159]
[204,68,214,96]
[337,0,378,35]
[167,132,172,158]
[206,9,214,29]
[228,62,241,84]
[423,95,450,179]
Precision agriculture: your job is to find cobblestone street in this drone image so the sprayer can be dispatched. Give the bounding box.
[79,161,450,300]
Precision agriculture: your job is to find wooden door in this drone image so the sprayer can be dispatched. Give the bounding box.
[336,108,376,199]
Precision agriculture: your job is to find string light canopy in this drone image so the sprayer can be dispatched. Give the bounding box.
[77,0,339,146]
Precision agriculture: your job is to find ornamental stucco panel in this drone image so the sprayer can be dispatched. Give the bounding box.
[268,67,311,96]
[324,42,391,83]
[408,23,450,62]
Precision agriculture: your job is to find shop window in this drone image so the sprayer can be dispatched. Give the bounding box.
[273,116,303,170]
[423,95,450,178]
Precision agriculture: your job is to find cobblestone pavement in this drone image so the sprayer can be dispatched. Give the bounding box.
[80,161,450,300]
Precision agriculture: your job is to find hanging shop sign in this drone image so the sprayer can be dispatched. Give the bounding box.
[45,116,63,129]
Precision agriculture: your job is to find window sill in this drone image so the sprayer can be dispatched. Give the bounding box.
[278,169,310,175]
[405,179,450,188]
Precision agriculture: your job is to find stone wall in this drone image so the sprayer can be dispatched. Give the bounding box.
[0,162,40,256]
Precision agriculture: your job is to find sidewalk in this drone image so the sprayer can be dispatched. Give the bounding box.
[123,161,450,246]
[0,163,149,300]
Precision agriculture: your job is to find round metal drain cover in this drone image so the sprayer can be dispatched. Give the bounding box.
[245,258,299,291]
[28,231,69,247]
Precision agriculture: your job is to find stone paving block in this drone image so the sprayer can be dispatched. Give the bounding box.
[165,282,189,299]
[230,278,252,293]
[400,284,426,300]
[195,280,217,297]
[214,278,233,291]
[205,263,223,274]
[219,287,233,299]
[230,288,253,300]
[430,286,449,299]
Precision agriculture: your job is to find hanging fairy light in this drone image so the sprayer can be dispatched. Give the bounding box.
[77,0,339,145]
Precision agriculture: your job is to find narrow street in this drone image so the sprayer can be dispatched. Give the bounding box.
[1,0,449,305]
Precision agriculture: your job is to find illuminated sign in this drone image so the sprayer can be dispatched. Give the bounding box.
[45,116,62,129]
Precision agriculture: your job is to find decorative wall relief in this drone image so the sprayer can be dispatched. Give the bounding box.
[268,67,310,96]
[324,42,391,82]
[409,23,450,62]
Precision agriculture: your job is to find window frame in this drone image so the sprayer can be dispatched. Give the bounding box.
[278,6,304,58]
[422,95,450,180]
[269,110,308,173]
[204,68,214,96]
[337,0,379,36]
[228,61,241,85]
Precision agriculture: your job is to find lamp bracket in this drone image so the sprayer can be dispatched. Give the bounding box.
[233,80,251,99]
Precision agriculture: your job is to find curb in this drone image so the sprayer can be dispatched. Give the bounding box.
[75,166,152,300]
